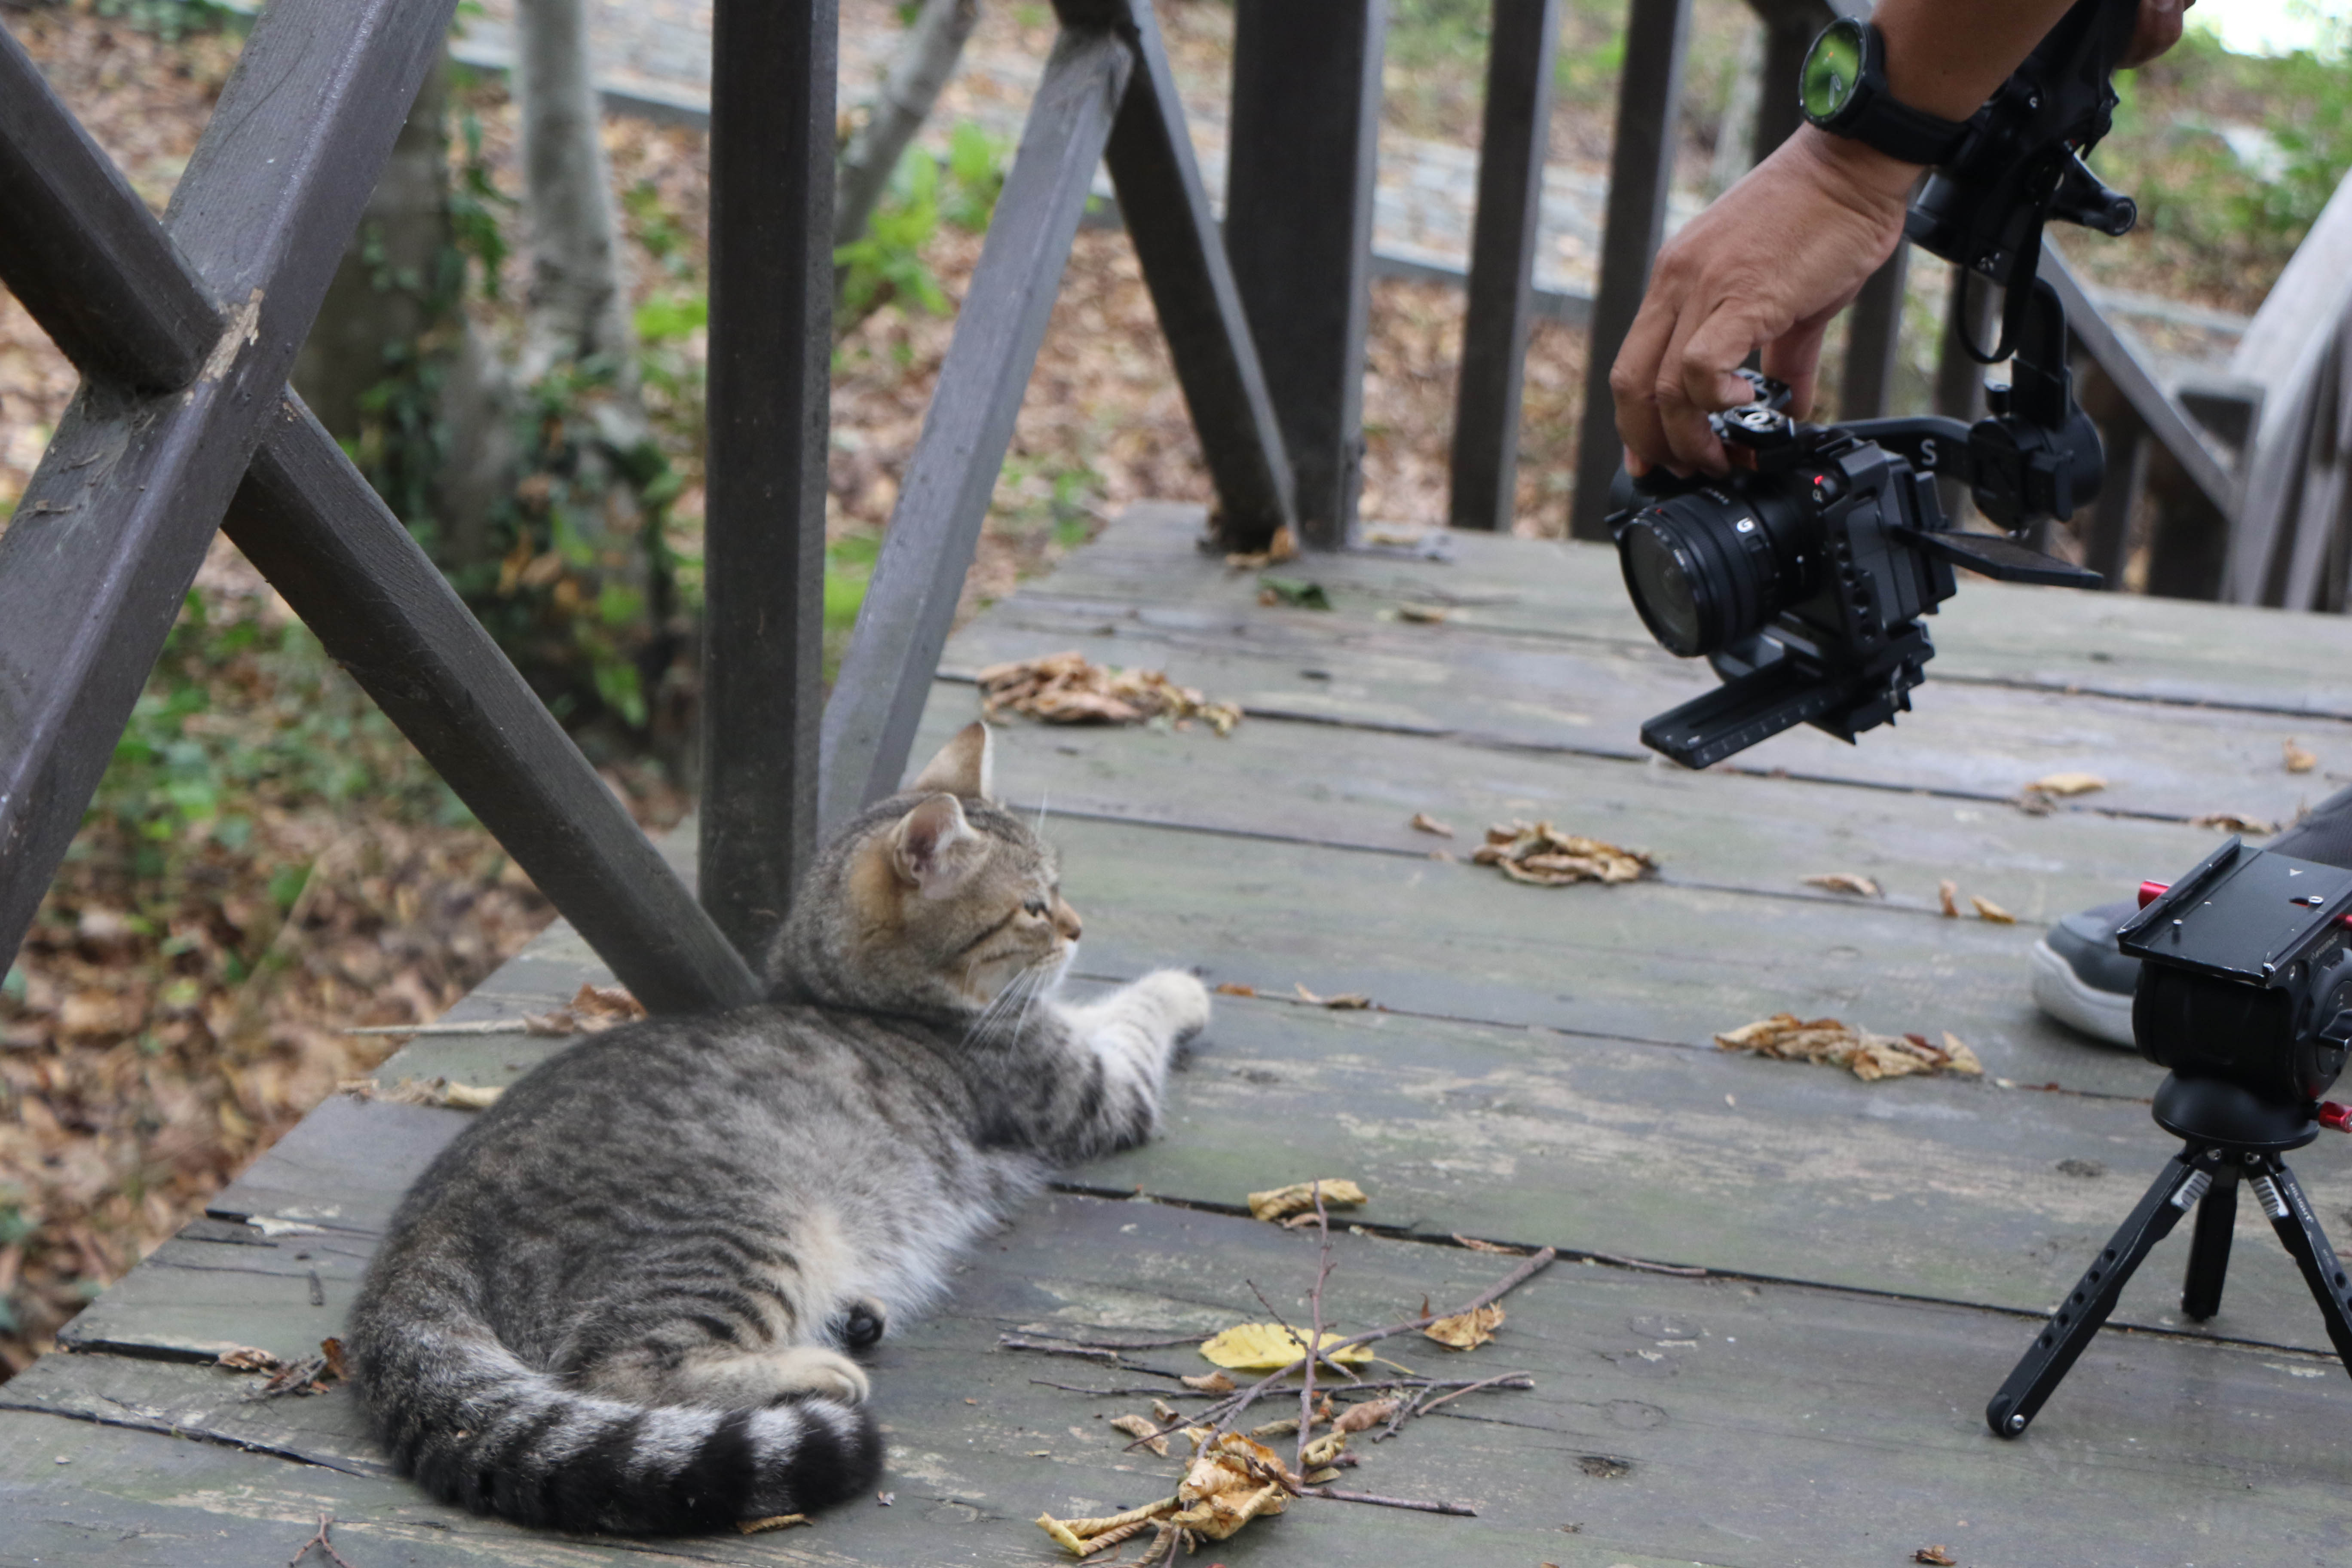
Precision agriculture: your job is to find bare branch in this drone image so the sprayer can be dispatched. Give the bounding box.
[1302,1487,1477,1516]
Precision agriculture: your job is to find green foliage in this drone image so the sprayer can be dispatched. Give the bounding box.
[822,532,882,685]
[2096,23,2352,300]
[448,107,515,300]
[87,592,459,882]
[91,0,241,43]
[623,180,697,281]
[834,122,1011,334]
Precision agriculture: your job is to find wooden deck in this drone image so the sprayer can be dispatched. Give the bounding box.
[10,505,2352,1565]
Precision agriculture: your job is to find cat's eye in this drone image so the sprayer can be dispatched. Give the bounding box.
[1023,897,1049,917]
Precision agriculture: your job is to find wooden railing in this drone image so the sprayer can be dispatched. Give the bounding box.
[0,0,2297,1014]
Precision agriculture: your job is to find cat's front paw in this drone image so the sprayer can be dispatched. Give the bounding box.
[1133,969,1213,1042]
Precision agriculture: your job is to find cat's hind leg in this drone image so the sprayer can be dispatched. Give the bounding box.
[648,1344,873,1408]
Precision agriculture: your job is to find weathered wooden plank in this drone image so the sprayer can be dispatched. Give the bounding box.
[13,1196,2352,1565]
[948,594,2347,825]
[0,28,212,391]
[1026,502,2352,720]
[1571,0,1693,541]
[0,0,459,970]
[698,0,837,953]
[1223,0,1384,547]
[818,26,1134,826]
[227,400,760,1014]
[1078,0,1296,548]
[244,977,2352,1354]
[1448,0,1561,534]
[916,681,2217,922]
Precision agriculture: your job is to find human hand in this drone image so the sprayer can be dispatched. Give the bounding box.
[1608,127,1914,477]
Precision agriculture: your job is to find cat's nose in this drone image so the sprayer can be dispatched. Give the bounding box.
[1054,902,1082,941]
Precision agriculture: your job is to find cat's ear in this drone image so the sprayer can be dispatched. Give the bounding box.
[891,793,984,897]
[910,721,995,800]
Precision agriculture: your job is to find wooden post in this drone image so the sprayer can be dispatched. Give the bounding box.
[1083,0,1296,550]
[1449,0,1562,534]
[699,0,838,963]
[1570,0,1692,541]
[1749,6,1812,162]
[1224,0,1386,548]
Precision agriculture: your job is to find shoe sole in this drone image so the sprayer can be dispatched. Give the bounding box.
[2028,938,2137,1048]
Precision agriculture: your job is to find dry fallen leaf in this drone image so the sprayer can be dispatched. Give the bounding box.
[1423,1303,1506,1350]
[1247,1179,1370,1222]
[1109,1413,1170,1458]
[1213,982,1257,998]
[2027,772,2107,797]
[1224,524,1300,570]
[1715,1014,1984,1082]
[1173,1433,1294,1540]
[738,1514,811,1535]
[2192,811,2279,835]
[2287,739,2318,774]
[975,651,1242,736]
[1939,879,1960,918]
[1332,1396,1403,1433]
[1198,1322,1374,1372]
[352,1076,505,1111]
[1473,821,1657,887]
[1802,873,1882,898]
[1409,811,1456,838]
[1397,603,1450,624]
[215,1345,282,1373]
[1181,1370,1236,1393]
[1452,1233,1528,1256]
[1292,983,1372,1009]
[521,982,648,1038]
[1914,1549,1958,1566]
[1970,895,2016,924]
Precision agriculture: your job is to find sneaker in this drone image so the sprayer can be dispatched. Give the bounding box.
[2027,899,2141,1047]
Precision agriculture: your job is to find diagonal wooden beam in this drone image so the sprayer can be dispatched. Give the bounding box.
[226,399,760,1014]
[0,19,760,1012]
[1067,0,1296,551]
[818,25,1135,824]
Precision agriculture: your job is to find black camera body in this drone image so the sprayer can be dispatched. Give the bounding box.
[2122,840,2352,1110]
[1612,362,2101,769]
[1609,0,2139,770]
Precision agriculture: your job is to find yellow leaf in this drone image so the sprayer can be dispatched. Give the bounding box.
[1247,1179,1369,1222]
[738,1513,810,1535]
[2287,739,2318,774]
[1181,1370,1236,1393]
[1938,879,1960,918]
[1409,811,1455,838]
[1198,1323,1373,1372]
[1969,895,2015,924]
[2027,771,2106,796]
[1802,873,1880,898]
[1423,1303,1505,1349]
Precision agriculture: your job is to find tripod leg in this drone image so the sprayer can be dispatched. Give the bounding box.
[2180,1160,2242,1322]
[2252,1160,2352,1373]
[1987,1147,2215,1438]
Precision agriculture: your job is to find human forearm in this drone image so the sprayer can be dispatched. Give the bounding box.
[1871,0,2080,120]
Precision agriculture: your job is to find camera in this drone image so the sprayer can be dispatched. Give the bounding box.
[2123,839,2352,1110]
[1610,0,2141,770]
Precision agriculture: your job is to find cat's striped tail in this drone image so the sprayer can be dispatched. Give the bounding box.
[351,1313,883,1534]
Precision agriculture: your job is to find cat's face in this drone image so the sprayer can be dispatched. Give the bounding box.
[787,724,1083,1014]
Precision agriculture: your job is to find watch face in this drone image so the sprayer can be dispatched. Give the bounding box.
[1801,19,1866,122]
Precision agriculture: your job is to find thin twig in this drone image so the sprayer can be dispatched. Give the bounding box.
[1209,1248,1558,1437]
[1408,1371,1527,1420]
[1011,1329,1216,1350]
[288,1513,357,1568]
[340,1019,529,1036]
[1294,1180,1336,1475]
[1029,1380,1223,1398]
[1586,1250,1706,1277]
[1372,1390,1425,1443]
[1301,1486,1476,1516]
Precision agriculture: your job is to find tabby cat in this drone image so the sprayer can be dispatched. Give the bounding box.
[348,723,1211,1533]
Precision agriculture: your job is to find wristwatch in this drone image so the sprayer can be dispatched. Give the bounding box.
[1800,17,1972,167]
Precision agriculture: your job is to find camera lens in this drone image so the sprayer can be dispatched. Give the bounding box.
[1616,486,1815,658]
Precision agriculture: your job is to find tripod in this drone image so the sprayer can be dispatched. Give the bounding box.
[1987,1072,2352,1437]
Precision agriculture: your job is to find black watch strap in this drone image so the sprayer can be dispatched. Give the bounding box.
[1839,96,1973,166]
